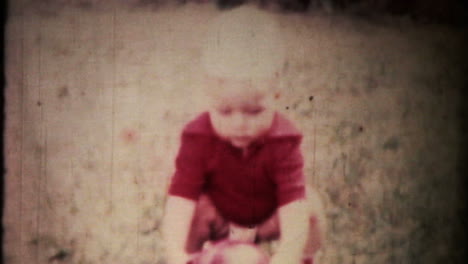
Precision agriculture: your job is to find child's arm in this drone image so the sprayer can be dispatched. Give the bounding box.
[270,137,309,263]
[162,195,196,264]
[270,199,309,264]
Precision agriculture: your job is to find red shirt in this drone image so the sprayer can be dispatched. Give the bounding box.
[168,112,306,227]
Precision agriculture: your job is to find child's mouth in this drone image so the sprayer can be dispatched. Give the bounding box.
[231,136,252,144]
[232,136,251,141]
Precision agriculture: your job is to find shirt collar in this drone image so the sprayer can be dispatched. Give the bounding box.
[183,112,213,135]
[267,112,302,138]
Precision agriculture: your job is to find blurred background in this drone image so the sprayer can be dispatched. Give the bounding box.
[3,0,467,263]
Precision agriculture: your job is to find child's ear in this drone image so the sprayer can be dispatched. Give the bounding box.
[268,73,281,97]
[269,71,281,87]
[263,86,281,112]
[266,74,285,112]
[273,90,281,100]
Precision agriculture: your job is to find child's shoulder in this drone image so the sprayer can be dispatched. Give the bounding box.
[267,112,302,139]
[182,112,213,136]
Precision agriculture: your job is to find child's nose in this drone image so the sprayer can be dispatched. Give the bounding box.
[232,113,247,130]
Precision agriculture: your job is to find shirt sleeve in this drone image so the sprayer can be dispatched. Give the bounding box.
[168,133,208,201]
[273,137,306,206]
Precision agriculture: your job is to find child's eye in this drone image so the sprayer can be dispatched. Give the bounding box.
[218,107,232,115]
[243,107,264,115]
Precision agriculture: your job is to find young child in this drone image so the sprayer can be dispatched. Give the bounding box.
[162,6,325,264]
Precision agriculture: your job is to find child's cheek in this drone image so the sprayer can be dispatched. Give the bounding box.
[251,110,275,134]
[208,111,228,137]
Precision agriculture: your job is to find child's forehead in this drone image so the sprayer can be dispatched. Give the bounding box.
[203,75,273,99]
[212,86,265,103]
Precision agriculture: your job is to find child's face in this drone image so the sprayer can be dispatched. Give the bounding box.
[207,77,276,149]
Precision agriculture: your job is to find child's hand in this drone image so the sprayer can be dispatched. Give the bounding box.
[167,251,191,264]
[228,223,257,243]
[273,200,309,263]
[270,251,302,264]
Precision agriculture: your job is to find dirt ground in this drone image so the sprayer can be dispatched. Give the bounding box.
[3,1,467,264]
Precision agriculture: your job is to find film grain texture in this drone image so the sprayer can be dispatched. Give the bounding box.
[3,1,467,264]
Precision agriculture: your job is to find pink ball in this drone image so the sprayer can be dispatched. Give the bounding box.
[193,240,269,264]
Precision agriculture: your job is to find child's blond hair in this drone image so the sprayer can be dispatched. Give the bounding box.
[201,5,285,80]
